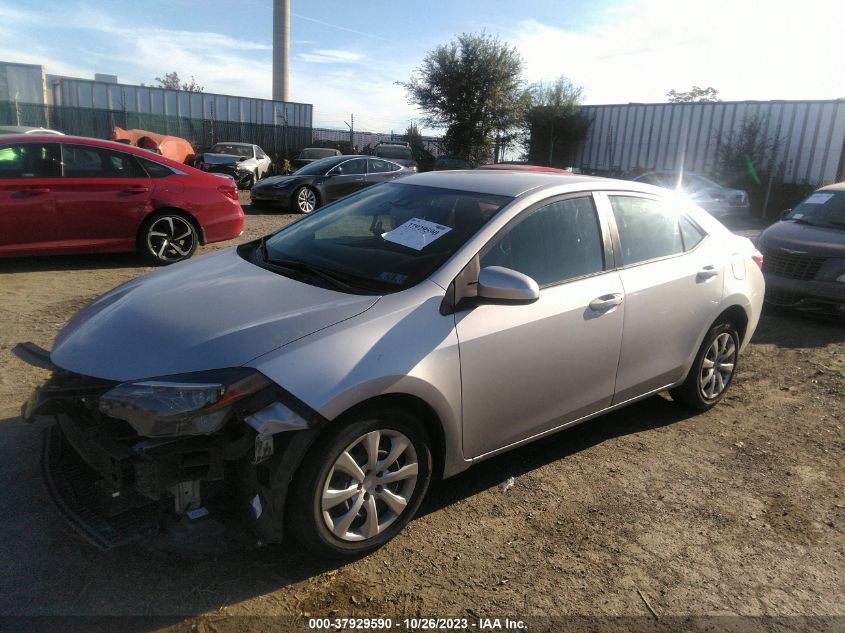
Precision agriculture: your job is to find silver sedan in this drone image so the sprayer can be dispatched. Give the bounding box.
[23,171,765,558]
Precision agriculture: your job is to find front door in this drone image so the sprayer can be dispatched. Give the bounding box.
[0,141,62,255]
[456,194,625,459]
[322,158,367,203]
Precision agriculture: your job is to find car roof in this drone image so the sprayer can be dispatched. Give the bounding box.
[212,141,252,146]
[0,125,64,135]
[0,134,198,171]
[819,181,845,191]
[398,170,617,197]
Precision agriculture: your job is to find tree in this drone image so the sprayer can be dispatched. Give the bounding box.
[405,123,435,171]
[400,32,527,164]
[667,86,719,102]
[154,71,204,92]
[714,114,781,216]
[524,75,587,167]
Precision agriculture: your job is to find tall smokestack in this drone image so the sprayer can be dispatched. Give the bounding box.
[272,0,290,102]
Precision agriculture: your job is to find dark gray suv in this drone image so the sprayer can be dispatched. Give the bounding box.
[758,183,845,314]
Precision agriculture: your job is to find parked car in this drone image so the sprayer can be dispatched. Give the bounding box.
[21,171,764,558]
[0,125,64,136]
[251,154,413,213]
[374,141,417,171]
[432,157,472,171]
[0,135,243,264]
[632,171,750,216]
[757,183,845,314]
[477,163,573,173]
[292,147,342,170]
[196,142,271,189]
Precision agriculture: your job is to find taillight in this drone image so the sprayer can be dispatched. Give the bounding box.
[751,249,764,270]
[218,184,238,201]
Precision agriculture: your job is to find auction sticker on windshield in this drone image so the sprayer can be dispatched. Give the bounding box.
[384,218,451,251]
[805,193,835,205]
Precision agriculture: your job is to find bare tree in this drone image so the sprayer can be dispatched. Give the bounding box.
[154,72,204,92]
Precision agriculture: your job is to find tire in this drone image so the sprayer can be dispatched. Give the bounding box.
[288,408,432,559]
[293,185,318,213]
[138,212,198,265]
[670,320,740,411]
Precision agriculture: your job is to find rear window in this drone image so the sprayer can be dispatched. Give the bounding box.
[376,145,412,160]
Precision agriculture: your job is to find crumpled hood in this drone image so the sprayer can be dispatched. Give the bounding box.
[759,221,845,258]
[202,153,250,166]
[51,248,380,382]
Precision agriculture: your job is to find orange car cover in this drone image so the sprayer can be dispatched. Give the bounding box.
[111,127,195,164]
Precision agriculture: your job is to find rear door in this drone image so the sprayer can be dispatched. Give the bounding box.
[0,141,62,254]
[322,158,367,202]
[52,144,153,251]
[456,193,625,458]
[599,192,724,403]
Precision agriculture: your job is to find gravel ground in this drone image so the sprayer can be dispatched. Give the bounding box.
[0,195,842,632]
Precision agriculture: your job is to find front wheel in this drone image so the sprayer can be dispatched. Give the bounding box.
[288,409,432,559]
[670,321,739,410]
[293,185,318,213]
[138,212,198,265]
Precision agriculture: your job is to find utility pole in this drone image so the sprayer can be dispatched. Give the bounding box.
[272,0,290,102]
[344,113,354,149]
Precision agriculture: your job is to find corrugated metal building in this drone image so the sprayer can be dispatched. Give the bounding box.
[0,60,311,128]
[574,100,845,185]
[46,75,312,128]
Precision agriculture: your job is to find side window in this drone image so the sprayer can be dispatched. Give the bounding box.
[679,215,705,250]
[609,195,684,265]
[62,145,146,178]
[368,158,395,173]
[137,156,175,178]
[334,159,366,175]
[480,196,604,287]
[255,147,266,159]
[0,143,61,178]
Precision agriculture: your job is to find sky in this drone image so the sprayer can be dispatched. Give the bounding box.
[0,0,843,135]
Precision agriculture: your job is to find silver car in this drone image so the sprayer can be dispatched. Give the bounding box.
[633,171,751,216]
[21,171,764,558]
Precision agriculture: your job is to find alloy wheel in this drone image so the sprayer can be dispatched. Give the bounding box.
[699,332,736,399]
[146,215,195,263]
[296,187,316,213]
[320,429,419,542]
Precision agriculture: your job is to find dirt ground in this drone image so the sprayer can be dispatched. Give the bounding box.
[0,196,842,632]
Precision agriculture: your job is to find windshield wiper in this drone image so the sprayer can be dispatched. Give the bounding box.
[263,255,361,293]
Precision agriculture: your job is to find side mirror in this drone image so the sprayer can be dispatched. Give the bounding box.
[781,208,792,219]
[477,266,540,304]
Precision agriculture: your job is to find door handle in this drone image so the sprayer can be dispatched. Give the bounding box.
[18,187,51,195]
[697,265,719,280]
[122,186,150,194]
[589,293,623,312]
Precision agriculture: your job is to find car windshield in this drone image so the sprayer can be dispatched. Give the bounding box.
[209,144,252,157]
[376,145,412,160]
[255,182,512,293]
[300,148,337,159]
[292,156,348,176]
[786,190,845,229]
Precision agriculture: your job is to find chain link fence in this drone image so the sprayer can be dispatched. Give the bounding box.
[1,101,442,161]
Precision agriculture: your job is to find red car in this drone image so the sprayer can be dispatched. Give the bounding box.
[0,135,243,265]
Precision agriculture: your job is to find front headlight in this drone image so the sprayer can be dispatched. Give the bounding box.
[99,368,271,437]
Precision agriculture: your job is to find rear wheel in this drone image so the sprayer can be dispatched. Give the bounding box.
[670,321,739,410]
[288,408,432,559]
[138,212,197,265]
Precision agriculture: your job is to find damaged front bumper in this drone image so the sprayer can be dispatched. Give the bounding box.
[19,343,326,549]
